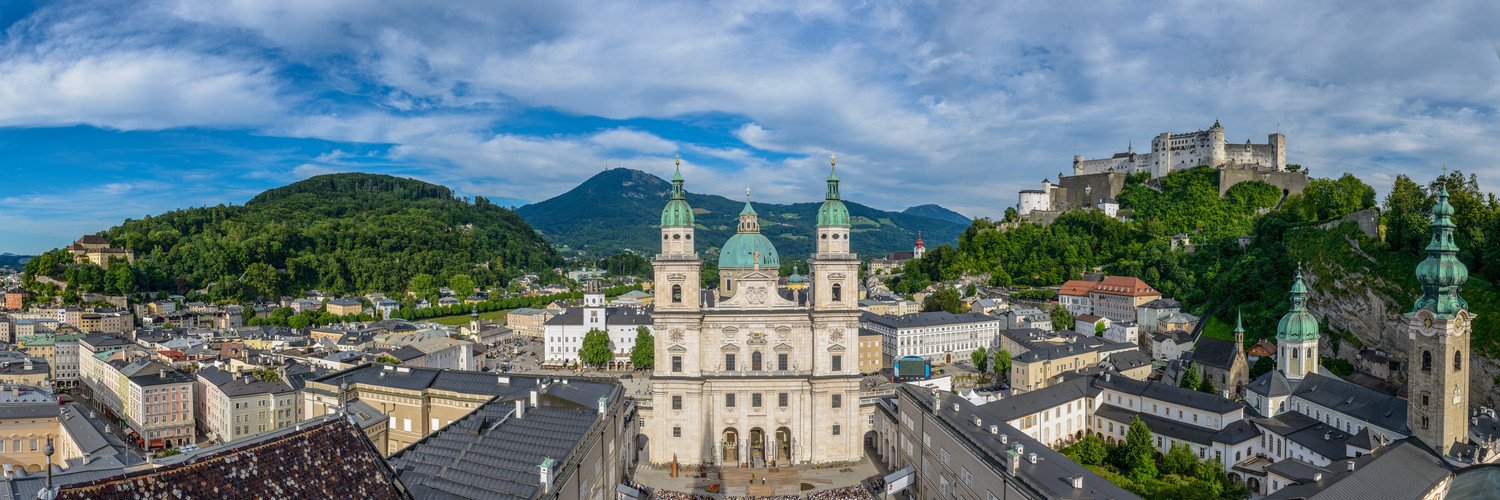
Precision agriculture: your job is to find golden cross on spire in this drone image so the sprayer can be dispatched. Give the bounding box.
[745,187,751,201]
[675,153,681,167]
[830,153,837,167]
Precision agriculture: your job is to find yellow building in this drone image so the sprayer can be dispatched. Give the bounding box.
[325,299,363,317]
[0,352,50,388]
[302,364,516,455]
[0,386,61,473]
[858,328,884,374]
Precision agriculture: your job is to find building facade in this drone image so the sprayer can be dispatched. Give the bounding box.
[195,367,298,444]
[645,160,864,466]
[1071,120,1287,178]
[542,279,653,366]
[863,312,1002,366]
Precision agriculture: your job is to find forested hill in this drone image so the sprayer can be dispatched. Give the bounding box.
[24,173,558,300]
[516,168,969,257]
[903,204,970,225]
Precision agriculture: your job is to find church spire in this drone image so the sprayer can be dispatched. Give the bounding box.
[1413,187,1469,316]
[826,154,841,200]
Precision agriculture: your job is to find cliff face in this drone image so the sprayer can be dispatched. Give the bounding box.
[1299,232,1500,408]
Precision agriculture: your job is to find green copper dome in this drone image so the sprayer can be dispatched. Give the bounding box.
[1413,187,1469,316]
[719,234,780,269]
[817,165,851,227]
[1277,270,1320,342]
[660,163,694,227]
[720,199,780,269]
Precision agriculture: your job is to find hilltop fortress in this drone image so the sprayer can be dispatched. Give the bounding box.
[1018,121,1309,221]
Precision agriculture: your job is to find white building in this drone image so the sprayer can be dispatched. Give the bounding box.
[862,311,1001,366]
[542,279,653,366]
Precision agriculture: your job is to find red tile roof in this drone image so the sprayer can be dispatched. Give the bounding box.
[1089,276,1160,297]
[1058,280,1099,297]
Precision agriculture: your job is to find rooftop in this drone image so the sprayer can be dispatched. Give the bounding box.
[861,311,999,329]
[1293,371,1409,434]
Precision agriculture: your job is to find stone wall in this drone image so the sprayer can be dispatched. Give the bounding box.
[1218,167,1309,197]
[1057,172,1127,210]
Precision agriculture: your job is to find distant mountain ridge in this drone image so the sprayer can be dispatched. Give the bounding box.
[516,168,969,257]
[903,204,970,225]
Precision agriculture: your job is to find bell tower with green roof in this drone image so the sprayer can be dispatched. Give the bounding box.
[810,154,859,312]
[1405,186,1474,458]
[653,154,702,313]
[1276,267,1320,380]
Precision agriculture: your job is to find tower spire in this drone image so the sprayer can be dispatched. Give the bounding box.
[1413,186,1468,315]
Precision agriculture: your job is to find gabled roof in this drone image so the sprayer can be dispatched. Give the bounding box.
[1246,370,1294,397]
[1191,337,1241,370]
[1093,373,1242,414]
[1265,439,1452,500]
[1058,280,1098,297]
[981,376,1097,422]
[1293,372,1409,434]
[1256,410,1355,461]
[1090,276,1159,297]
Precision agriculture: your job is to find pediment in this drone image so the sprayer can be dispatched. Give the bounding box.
[773,342,794,352]
[827,343,846,352]
[667,344,687,353]
[720,343,740,352]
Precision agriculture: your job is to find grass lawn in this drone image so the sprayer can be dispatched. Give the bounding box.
[427,309,512,326]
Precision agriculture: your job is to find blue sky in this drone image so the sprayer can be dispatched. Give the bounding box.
[1,1,1498,254]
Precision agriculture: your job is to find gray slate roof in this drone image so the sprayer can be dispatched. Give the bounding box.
[1255,410,1355,461]
[543,306,653,326]
[1093,372,1243,414]
[861,311,998,329]
[981,376,1098,422]
[1265,439,1452,500]
[1246,370,1294,398]
[1191,337,1241,370]
[1293,372,1409,434]
[1094,404,1220,446]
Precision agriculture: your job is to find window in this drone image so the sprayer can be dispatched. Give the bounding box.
[779,393,788,407]
[726,393,736,408]
[832,284,842,302]
[1455,350,1463,371]
[752,393,763,407]
[778,353,789,371]
[832,395,843,408]
[403,419,412,432]
[725,353,736,371]
[1422,393,1430,406]
[1422,350,1432,372]
[833,425,841,435]
[832,355,842,372]
[673,426,682,438]
[671,285,682,303]
[752,352,763,371]
[672,356,683,373]
[672,396,683,410]
[1422,416,1430,429]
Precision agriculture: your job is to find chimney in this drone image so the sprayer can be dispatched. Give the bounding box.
[1008,446,1021,472]
[1313,472,1323,482]
[598,396,608,415]
[1026,452,1038,464]
[1071,474,1084,489]
[538,457,556,493]
[515,399,525,419]
[529,390,539,407]
[1346,460,1355,472]
[989,425,999,435]
[1104,372,1111,382]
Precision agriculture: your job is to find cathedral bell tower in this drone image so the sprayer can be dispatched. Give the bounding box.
[811,155,857,311]
[654,154,701,312]
[1406,187,1473,458]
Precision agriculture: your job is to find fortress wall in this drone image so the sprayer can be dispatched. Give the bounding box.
[1218,168,1310,197]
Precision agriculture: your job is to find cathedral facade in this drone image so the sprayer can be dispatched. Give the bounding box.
[645,158,864,467]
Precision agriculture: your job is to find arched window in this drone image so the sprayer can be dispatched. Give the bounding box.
[831,284,842,302]
[751,351,763,371]
[1305,347,1312,359]
[1422,350,1432,372]
[1291,348,1298,359]
[1455,350,1462,371]
[672,285,682,303]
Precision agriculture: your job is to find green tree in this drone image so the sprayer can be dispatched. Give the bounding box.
[1122,416,1158,483]
[970,347,988,373]
[1198,374,1216,394]
[922,286,964,314]
[630,326,654,369]
[1051,304,1075,331]
[449,274,476,297]
[993,349,1012,381]
[1382,174,1431,254]
[1161,442,1198,476]
[964,283,977,298]
[408,273,441,302]
[1073,433,1107,466]
[1250,356,1275,380]
[107,262,136,295]
[579,329,613,368]
[1094,321,1107,335]
[1180,365,1201,390]
[242,262,279,301]
[375,353,401,365]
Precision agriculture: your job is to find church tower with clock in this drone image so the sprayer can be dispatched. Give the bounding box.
[1406,187,1474,458]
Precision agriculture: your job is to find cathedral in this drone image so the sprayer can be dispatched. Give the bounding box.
[644,156,864,467]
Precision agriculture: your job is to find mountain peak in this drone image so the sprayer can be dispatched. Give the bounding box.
[247,173,453,206]
[903,204,970,225]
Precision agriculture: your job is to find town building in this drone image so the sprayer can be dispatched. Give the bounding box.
[0,351,49,387]
[1086,276,1161,322]
[506,307,554,338]
[326,299,363,317]
[863,311,1001,366]
[643,159,865,466]
[1135,298,1181,333]
[386,373,629,499]
[542,279,653,367]
[3,291,24,311]
[999,306,1052,331]
[857,297,919,316]
[67,235,134,267]
[857,328,884,374]
[78,334,195,450]
[194,366,298,444]
[0,385,61,474]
